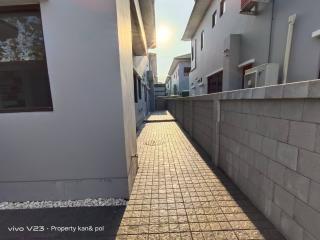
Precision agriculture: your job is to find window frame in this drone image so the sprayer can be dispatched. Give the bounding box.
[200,31,204,50]
[220,0,226,17]
[0,4,53,113]
[138,78,142,100]
[212,10,217,28]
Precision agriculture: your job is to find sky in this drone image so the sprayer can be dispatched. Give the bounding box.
[151,0,194,83]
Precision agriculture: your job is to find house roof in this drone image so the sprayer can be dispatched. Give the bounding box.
[182,0,213,41]
[167,53,191,76]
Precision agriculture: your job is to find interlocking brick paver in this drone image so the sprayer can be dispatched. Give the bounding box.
[117,113,285,239]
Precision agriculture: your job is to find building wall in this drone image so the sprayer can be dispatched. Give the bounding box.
[134,56,150,127]
[178,62,190,93]
[189,0,320,95]
[0,0,135,201]
[269,0,320,82]
[116,0,139,194]
[167,79,320,240]
[190,0,273,93]
[170,62,191,95]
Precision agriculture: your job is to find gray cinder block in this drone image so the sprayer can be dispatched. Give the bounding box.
[283,168,310,202]
[276,142,299,170]
[298,150,320,183]
[294,199,320,238]
[289,121,317,151]
[274,185,295,217]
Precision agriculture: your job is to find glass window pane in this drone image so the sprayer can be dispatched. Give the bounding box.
[0,6,52,112]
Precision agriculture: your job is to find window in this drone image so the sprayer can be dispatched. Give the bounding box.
[212,11,217,28]
[138,78,142,99]
[220,0,226,17]
[207,71,223,93]
[201,31,204,50]
[184,67,191,76]
[144,86,147,102]
[191,46,194,60]
[133,74,138,103]
[0,5,52,113]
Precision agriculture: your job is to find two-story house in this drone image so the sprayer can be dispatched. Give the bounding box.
[183,0,320,95]
[166,53,191,96]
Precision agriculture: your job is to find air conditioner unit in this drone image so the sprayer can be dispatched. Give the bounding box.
[240,0,270,15]
[244,63,279,88]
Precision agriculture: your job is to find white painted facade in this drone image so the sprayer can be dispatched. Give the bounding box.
[0,0,155,201]
[166,54,191,96]
[184,0,320,96]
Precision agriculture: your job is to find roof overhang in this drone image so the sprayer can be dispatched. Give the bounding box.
[168,54,191,76]
[182,0,213,41]
[139,0,156,49]
[131,0,156,56]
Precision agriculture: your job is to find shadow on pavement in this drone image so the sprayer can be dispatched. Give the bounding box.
[0,206,125,240]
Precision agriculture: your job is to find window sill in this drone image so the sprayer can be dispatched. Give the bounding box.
[0,107,53,114]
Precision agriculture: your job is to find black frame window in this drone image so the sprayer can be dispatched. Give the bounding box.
[220,0,226,17]
[212,11,217,28]
[133,74,138,103]
[138,78,142,99]
[0,5,53,113]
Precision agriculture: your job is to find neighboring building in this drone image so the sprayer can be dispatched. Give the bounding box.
[183,0,320,96]
[166,54,191,96]
[154,83,166,98]
[0,0,155,202]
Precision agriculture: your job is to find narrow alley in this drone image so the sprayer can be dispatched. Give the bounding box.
[116,112,285,240]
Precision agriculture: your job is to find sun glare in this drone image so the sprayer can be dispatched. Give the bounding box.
[157,25,172,45]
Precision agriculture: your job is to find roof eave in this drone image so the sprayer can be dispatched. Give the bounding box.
[181,0,213,41]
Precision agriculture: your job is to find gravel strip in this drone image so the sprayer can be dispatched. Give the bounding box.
[0,198,127,210]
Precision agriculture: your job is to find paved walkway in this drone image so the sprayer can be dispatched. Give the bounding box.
[144,111,175,123]
[117,112,285,240]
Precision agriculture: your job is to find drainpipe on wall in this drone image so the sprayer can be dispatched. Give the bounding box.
[283,14,297,84]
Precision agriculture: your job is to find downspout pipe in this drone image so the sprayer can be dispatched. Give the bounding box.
[283,14,297,84]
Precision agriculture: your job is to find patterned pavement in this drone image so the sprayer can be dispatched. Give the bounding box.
[144,111,175,123]
[116,113,285,240]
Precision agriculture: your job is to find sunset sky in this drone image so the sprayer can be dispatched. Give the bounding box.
[151,0,194,83]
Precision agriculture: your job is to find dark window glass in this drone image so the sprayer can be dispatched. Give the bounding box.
[0,5,52,112]
[191,46,194,60]
[220,0,226,17]
[144,86,147,102]
[184,67,191,76]
[201,31,204,50]
[138,78,142,99]
[212,11,217,28]
[133,74,138,103]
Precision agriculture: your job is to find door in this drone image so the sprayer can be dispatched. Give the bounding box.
[207,71,223,94]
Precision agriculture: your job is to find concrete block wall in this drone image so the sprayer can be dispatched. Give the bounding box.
[167,80,320,240]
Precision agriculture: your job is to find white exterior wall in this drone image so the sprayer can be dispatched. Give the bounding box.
[189,0,320,96]
[169,62,191,95]
[178,62,191,93]
[0,0,137,201]
[190,0,273,94]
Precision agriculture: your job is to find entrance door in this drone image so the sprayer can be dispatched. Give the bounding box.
[207,71,223,94]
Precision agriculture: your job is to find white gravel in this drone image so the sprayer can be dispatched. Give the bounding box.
[0,198,127,210]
